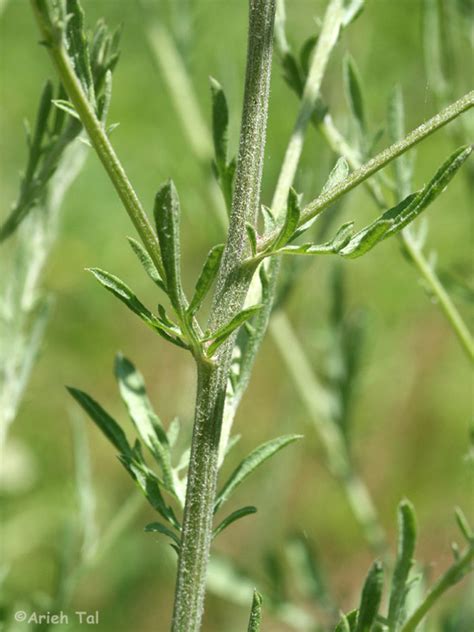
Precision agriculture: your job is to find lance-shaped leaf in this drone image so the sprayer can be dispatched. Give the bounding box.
[323,157,351,196]
[277,222,354,256]
[355,561,384,632]
[387,500,417,630]
[271,188,301,250]
[120,454,179,528]
[214,434,302,512]
[88,268,187,348]
[213,506,257,539]
[145,521,181,548]
[188,244,224,317]
[205,305,263,357]
[153,180,187,314]
[127,236,166,291]
[338,219,394,259]
[114,354,176,493]
[343,54,366,134]
[247,591,263,632]
[68,387,131,457]
[210,77,235,212]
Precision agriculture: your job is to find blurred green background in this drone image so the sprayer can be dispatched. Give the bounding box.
[0,1,473,630]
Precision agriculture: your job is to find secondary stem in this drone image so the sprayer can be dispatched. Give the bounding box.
[171,3,275,630]
[319,112,474,361]
[400,544,474,632]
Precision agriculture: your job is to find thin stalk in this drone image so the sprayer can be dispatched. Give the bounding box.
[171,3,275,630]
[30,1,165,282]
[400,544,474,632]
[269,312,386,552]
[262,90,474,246]
[318,112,474,361]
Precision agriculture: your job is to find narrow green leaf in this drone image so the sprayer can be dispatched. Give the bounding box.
[210,76,229,169]
[67,387,131,456]
[355,561,384,632]
[127,236,166,290]
[343,54,366,133]
[167,417,180,448]
[52,99,80,120]
[322,157,351,196]
[272,188,301,250]
[279,222,354,256]
[386,144,473,236]
[339,220,392,258]
[205,305,263,356]
[454,507,473,544]
[66,0,94,101]
[120,455,179,528]
[247,590,263,632]
[188,244,224,316]
[153,180,187,314]
[28,80,54,175]
[343,0,365,27]
[387,500,417,630]
[114,353,167,445]
[214,434,302,512]
[213,506,257,539]
[145,521,181,547]
[246,223,258,256]
[88,268,187,348]
[261,205,276,234]
[281,51,304,97]
[334,610,358,632]
[299,35,318,77]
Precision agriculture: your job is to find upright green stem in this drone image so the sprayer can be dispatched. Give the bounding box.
[171,3,275,630]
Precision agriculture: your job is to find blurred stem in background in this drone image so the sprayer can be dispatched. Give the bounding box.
[0,141,87,455]
[140,0,387,554]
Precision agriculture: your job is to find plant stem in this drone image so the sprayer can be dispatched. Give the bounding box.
[400,544,474,632]
[318,112,474,361]
[30,0,165,282]
[262,90,474,245]
[171,3,275,630]
[269,311,386,552]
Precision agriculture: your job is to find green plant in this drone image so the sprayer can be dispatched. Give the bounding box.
[22,1,473,631]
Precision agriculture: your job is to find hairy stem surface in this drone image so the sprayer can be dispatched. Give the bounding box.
[171,2,275,630]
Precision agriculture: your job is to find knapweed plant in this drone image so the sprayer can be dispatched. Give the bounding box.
[17,0,473,630]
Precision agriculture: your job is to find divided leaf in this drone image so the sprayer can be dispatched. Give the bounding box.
[188,244,224,317]
[387,500,417,630]
[355,561,384,632]
[214,434,302,512]
[213,506,257,539]
[66,0,95,103]
[153,180,187,314]
[68,387,131,456]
